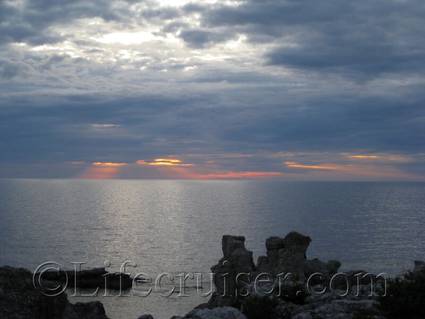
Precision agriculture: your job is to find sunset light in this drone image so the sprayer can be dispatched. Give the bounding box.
[136,159,193,167]
[284,161,339,171]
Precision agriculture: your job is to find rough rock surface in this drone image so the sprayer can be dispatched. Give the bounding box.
[257,232,339,281]
[40,267,132,290]
[413,260,425,273]
[209,235,255,307]
[205,232,386,319]
[0,266,109,319]
[184,307,247,319]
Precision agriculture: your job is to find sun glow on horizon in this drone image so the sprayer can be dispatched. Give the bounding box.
[136,158,193,167]
[285,161,338,171]
[348,155,380,160]
[92,162,128,167]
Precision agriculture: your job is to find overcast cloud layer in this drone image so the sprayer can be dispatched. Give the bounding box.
[0,0,424,180]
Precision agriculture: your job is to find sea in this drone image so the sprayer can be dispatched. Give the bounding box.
[0,179,424,318]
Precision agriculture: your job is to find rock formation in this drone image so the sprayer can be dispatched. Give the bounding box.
[203,232,386,319]
[208,235,255,308]
[39,267,132,290]
[0,266,109,319]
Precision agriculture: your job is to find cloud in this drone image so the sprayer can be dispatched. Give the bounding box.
[136,158,193,167]
[92,162,128,167]
[80,161,128,179]
[0,0,123,46]
[91,123,120,129]
[0,0,424,180]
[191,0,425,79]
[346,154,413,163]
[285,161,338,171]
[179,29,235,48]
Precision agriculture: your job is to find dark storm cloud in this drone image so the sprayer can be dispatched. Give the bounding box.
[188,0,425,78]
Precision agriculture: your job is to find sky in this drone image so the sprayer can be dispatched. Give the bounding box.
[0,0,424,180]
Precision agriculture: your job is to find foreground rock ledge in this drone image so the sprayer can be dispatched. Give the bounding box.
[0,266,108,319]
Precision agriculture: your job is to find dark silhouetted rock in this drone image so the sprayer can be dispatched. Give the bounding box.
[273,232,311,280]
[222,235,246,259]
[304,258,341,278]
[209,236,255,307]
[413,260,425,273]
[39,267,132,290]
[185,307,246,319]
[0,266,109,319]
[265,237,285,251]
[63,301,108,319]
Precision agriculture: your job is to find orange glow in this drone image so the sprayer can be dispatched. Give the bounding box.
[285,161,338,170]
[347,154,411,163]
[193,171,283,179]
[348,155,380,160]
[80,161,128,179]
[283,159,417,180]
[136,158,193,167]
[92,162,128,167]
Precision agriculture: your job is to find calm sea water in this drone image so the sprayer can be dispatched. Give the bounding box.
[0,179,424,318]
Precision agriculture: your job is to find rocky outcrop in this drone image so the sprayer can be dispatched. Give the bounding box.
[0,266,109,319]
[171,307,247,319]
[208,235,255,308]
[413,260,425,273]
[63,301,108,319]
[39,267,132,290]
[291,290,385,319]
[257,232,340,282]
[205,232,387,319]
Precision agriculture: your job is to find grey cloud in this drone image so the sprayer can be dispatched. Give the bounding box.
[0,60,26,79]
[179,29,235,48]
[192,0,425,78]
[0,0,125,46]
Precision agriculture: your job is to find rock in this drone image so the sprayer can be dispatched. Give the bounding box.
[204,232,387,319]
[137,315,154,319]
[39,267,132,290]
[63,302,108,319]
[209,236,255,307]
[274,232,311,281]
[413,260,425,273]
[265,237,285,251]
[222,235,246,259]
[185,307,246,319]
[327,260,342,275]
[256,255,271,273]
[283,232,311,253]
[291,313,312,319]
[0,266,109,319]
[304,258,341,278]
[0,266,69,319]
